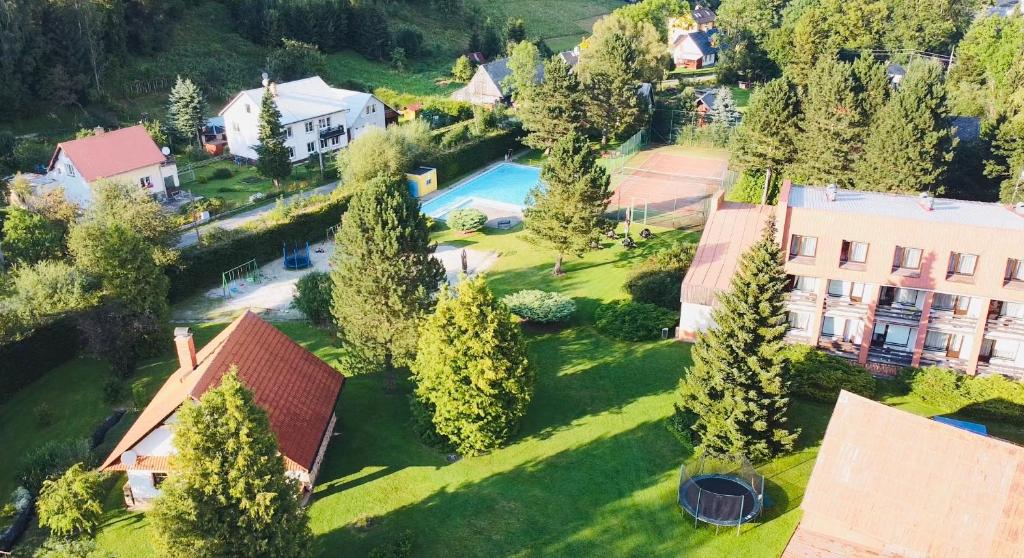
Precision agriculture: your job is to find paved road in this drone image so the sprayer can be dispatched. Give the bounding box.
[176,181,340,248]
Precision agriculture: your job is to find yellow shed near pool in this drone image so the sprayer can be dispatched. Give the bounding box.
[406,166,438,198]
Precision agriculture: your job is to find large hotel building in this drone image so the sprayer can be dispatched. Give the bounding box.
[680,182,1024,377]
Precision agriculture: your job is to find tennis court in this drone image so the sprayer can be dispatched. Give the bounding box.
[610,147,731,229]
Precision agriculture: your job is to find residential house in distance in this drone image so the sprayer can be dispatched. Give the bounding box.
[451,48,579,106]
[100,311,345,508]
[668,3,716,37]
[672,28,719,70]
[783,391,1024,557]
[680,183,1024,379]
[988,0,1023,17]
[220,76,388,163]
[42,125,179,206]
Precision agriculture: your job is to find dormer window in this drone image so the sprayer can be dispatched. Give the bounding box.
[892,246,922,274]
[1006,258,1024,284]
[840,240,868,266]
[789,235,817,260]
[947,252,977,280]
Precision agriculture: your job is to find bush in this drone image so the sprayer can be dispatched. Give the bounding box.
[369,530,414,558]
[903,366,1024,425]
[501,290,575,323]
[783,345,875,402]
[102,377,127,405]
[624,243,697,310]
[594,301,677,341]
[17,438,93,493]
[440,125,471,148]
[666,403,697,454]
[394,26,424,58]
[210,167,233,180]
[446,208,487,232]
[422,128,522,181]
[293,271,332,325]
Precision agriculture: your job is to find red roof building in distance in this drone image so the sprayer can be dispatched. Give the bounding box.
[784,391,1024,558]
[43,125,180,207]
[101,311,344,508]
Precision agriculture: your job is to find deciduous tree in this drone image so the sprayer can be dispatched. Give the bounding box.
[503,39,540,102]
[411,275,533,454]
[151,370,312,558]
[1,207,64,265]
[679,218,798,461]
[36,463,104,538]
[330,175,445,373]
[524,131,611,275]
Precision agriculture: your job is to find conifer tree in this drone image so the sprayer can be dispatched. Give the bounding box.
[330,175,445,373]
[518,56,585,151]
[255,86,292,190]
[851,54,890,128]
[410,275,533,454]
[785,8,834,87]
[731,77,799,177]
[524,131,612,275]
[582,33,642,144]
[792,58,864,187]
[855,60,955,193]
[151,370,312,558]
[166,76,206,146]
[679,218,798,461]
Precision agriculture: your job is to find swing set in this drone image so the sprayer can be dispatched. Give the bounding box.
[221,259,262,298]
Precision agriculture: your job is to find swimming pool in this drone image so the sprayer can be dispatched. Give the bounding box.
[420,163,542,218]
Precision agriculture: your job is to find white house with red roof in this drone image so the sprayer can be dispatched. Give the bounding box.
[44,125,179,206]
[220,76,388,163]
[100,311,345,508]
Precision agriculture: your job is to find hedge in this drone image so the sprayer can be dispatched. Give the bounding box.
[902,366,1024,425]
[783,345,875,402]
[167,194,351,301]
[0,315,82,403]
[423,129,522,186]
[595,301,677,341]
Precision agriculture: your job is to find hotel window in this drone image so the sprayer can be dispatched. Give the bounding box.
[948,252,978,277]
[307,142,315,154]
[893,246,922,271]
[319,138,328,149]
[152,472,167,487]
[787,311,809,331]
[65,163,75,177]
[305,121,315,133]
[983,339,1020,361]
[872,323,912,348]
[790,275,816,292]
[827,280,845,297]
[789,235,817,259]
[330,135,340,146]
[840,241,869,264]
[1000,301,1024,319]
[895,288,919,306]
[934,293,971,315]
[821,316,836,337]
[1006,259,1024,283]
[924,330,949,351]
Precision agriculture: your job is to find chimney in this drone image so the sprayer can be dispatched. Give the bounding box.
[174,327,197,370]
[918,191,934,211]
[825,183,838,202]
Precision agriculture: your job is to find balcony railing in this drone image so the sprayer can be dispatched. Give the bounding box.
[927,309,978,332]
[875,303,922,324]
[817,337,860,358]
[919,350,969,372]
[785,290,816,311]
[867,345,914,367]
[977,360,1024,380]
[319,125,346,139]
[823,296,869,314]
[985,315,1024,337]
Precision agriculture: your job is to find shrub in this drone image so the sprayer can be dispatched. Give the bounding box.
[783,345,875,402]
[210,167,233,180]
[501,290,575,323]
[17,438,93,493]
[440,125,470,148]
[102,377,127,405]
[394,26,424,58]
[446,208,487,232]
[293,271,332,325]
[369,530,414,558]
[594,301,677,341]
[421,128,522,181]
[903,366,1024,425]
[666,403,697,454]
[34,402,55,427]
[624,243,697,310]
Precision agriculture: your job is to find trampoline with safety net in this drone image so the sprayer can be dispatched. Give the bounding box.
[678,453,764,533]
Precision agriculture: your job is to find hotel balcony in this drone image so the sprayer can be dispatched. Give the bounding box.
[319,125,346,139]
[823,295,870,315]
[817,337,860,359]
[867,344,914,367]
[874,303,922,325]
[985,315,1024,337]
[785,290,817,312]
[919,350,970,372]
[977,359,1024,380]
[927,309,979,332]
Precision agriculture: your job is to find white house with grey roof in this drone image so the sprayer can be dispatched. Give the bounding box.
[220,76,387,163]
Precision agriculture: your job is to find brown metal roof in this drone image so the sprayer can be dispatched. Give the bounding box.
[786,391,1024,558]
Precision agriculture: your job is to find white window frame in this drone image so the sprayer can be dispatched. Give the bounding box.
[948,252,978,277]
[895,246,923,270]
[305,121,315,133]
[307,142,315,154]
[330,135,340,146]
[319,138,328,149]
[790,235,817,258]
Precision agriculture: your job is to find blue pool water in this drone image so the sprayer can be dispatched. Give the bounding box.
[421,163,542,218]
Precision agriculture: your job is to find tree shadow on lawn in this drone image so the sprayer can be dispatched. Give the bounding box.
[313,419,699,557]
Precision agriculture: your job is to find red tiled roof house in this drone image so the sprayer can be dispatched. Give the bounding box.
[45,125,179,207]
[100,311,344,509]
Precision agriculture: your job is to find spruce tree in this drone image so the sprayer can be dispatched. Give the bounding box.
[410,275,533,455]
[850,54,890,128]
[524,131,612,275]
[582,33,642,144]
[518,56,585,151]
[330,175,445,373]
[792,58,864,187]
[785,8,835,87]
[151,370,312,558]
[166,76,206,146]
[855,60,955,193]
[255,86,292,190]
[679,218,798,461]
[731,77,799,177]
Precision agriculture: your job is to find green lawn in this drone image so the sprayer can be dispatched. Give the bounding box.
[181,160,326,209]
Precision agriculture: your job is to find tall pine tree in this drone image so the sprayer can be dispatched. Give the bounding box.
[151,370,312,558]
[255,86,293,190]
[330,175,445,373]
[731,77,799,178]
[166,76,206,146]
[679,218,798,461]
[524,131,612,275]
[792,58,864,187]
[410,275,533,455]
[851,54,891,129]
[517,56,585,151]
[855,60,955,193]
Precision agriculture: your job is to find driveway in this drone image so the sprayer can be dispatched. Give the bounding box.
[176,181,339,248]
